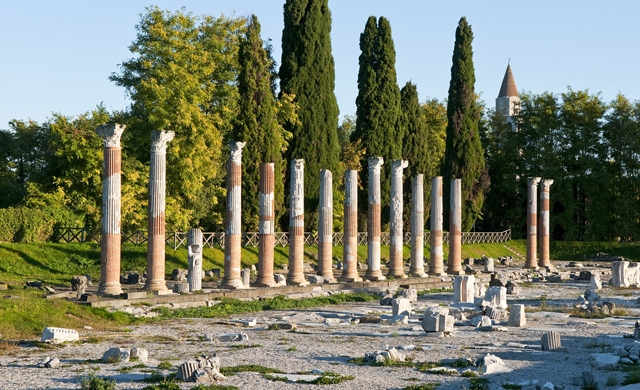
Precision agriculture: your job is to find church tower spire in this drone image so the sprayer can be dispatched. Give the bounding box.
[496,62,520,129]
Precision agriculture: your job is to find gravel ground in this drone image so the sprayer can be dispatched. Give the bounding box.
[1,273,639,390]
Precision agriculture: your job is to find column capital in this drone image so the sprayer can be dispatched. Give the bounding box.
[150,131,175,153]
[229,141,246,163]
[541,179,554,189]
[96,123,125,147]
[291,159,305,170]
[391,159,408,174]
[320,169,332,181]
[368,156,384,173]
[527,177,542,187]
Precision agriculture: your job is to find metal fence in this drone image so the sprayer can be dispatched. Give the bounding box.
[53,228,511,250]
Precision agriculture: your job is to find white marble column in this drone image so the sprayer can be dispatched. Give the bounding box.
[256,163,276,287]
[287,159,309,286]
[525,177,542,269]
[428,176,445,276]
[447,178,463,275]
[187,228,203,292]
[364,157,385,281]
[388,160,408,278]
[538,179,554,269]
[318,169,335,282]
[340,170,361,282]
[221,142,246,289]
[410,174,426,277]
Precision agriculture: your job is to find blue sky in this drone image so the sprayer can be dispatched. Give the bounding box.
[1,1,638,128]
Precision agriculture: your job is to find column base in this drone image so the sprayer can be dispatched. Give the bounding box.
[538,264,554,272]
[220,278,247,289]
[428,271,446,277]
[97,282,123,296]
[447,270,465,276]
[144,280,168,293]
[387,272,407,279]
[364,270,386,281]
[524,264,540,270]
[287,279,310,287]
[255,277,277,288]
[319,274,337,283]
[409,271,427,278]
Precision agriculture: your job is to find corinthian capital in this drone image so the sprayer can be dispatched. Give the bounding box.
[150,131,175,153]
[96,123,125,147]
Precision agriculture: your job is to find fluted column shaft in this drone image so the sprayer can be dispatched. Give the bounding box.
[288,159,308,285]
[145,130,174,292]
[256,163,276,287]
[340,170,361,282]
[538,179,554,269]
[318,170,335,282]
[447,178,463,275]
[428,176,444,275]
[96,123,125,295]
[365,157,385,281]
[525,177,542,269]
[388,160,408,278]
[410,174,426,277]
[187,228,203,292]
[222,142,246,289]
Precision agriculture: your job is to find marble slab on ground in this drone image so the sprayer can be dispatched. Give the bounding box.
[526,311,571,319]
[268,373,321,382]
[528,327,576,333]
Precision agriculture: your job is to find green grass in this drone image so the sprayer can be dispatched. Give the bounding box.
[404,384,441,390]
[550,240,640,262]
[622,365,640,385]
[220,364,284,376]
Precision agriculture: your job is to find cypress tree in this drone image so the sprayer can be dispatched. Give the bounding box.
[442,17,489,231]
[279,0,341,229]
[352,16,403,221]
[234,15,287,231]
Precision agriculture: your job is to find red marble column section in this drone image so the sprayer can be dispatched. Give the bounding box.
[428,176,445,276]
[410,174,426,277]
[447,178,463,275]
[145,130,174,293]
[256,163,276,287]
[187,228,203,292]
[388,160,408,278]
[96,123,125,296]
[340,170,361,282]
[288,159,309,286]
[538,179,554,269]
[364,157,385,281]
[318,169,336,282]
[525,177,542,269]
[221,142,246,289]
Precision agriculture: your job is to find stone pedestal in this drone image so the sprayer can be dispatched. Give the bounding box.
[447,178,463,275]
[388,160,408,279]
[318,170,336,282]
[429,176,445,276]
[508,304,526,327]
[340,170,361,282]
[409,174,426,277]
[145,130,174,293]
[364,157,385,281]
[612,260,629,287]
[96,123,125,296]
[538,179,554,269]
[453,275,475,303]
[287,159,309,286]
[525,177,542,269]
[221,142,246,289]
[256,163,276,287]
[541,331,561,351]
[187,228,203,292]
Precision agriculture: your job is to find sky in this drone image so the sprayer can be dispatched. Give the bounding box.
[1,0,639,129]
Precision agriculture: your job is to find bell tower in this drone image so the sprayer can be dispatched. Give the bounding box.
[496,62,520,130]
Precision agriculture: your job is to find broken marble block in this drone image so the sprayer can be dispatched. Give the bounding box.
[590,273,602,290]
[508,304,526,327]
[130,347,149,363]
[380,294,394,306]
[177,354,224,383]
[482,286,507,309]
[486,306,508,321]
[541,331,562,351]
[274,274,287,286]
[36,357,60,368]
[422,306,454,333]
[241,268,251,288]
[102,347,130,363]
[474,283,487,298]
[591,353,620,369]
[484,257,495,272]
[307,275,324,284]
[392,298,411,317]
[41,327,79,344]
[584,288,600,302]
[453,275,475,303]
[478,353,513,374]
[612,260,629,287]
[218,333,249,342]
[400,288,418,303]
[505,280,519,295]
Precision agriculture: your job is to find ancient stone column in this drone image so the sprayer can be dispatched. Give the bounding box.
[221,142,246,289]
[187,228,203,292]
[317,169,335,282]
[287,159,309,286]
[428,176,445,276]
[525,177,542,269]
[256,163,276,287]
[145,130,174,293]
[340,170,361,282]
[364,157,385,281]
[447,178,463,275]
[538,179,554,269]
[410,174,426,277]
[96,123,125,296]
[388,160,408,279]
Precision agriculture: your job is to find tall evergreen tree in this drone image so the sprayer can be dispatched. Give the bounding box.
[442,17,489,231]
[352,16,403,221]
[234,15,289,231]
[279,0,341,229]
